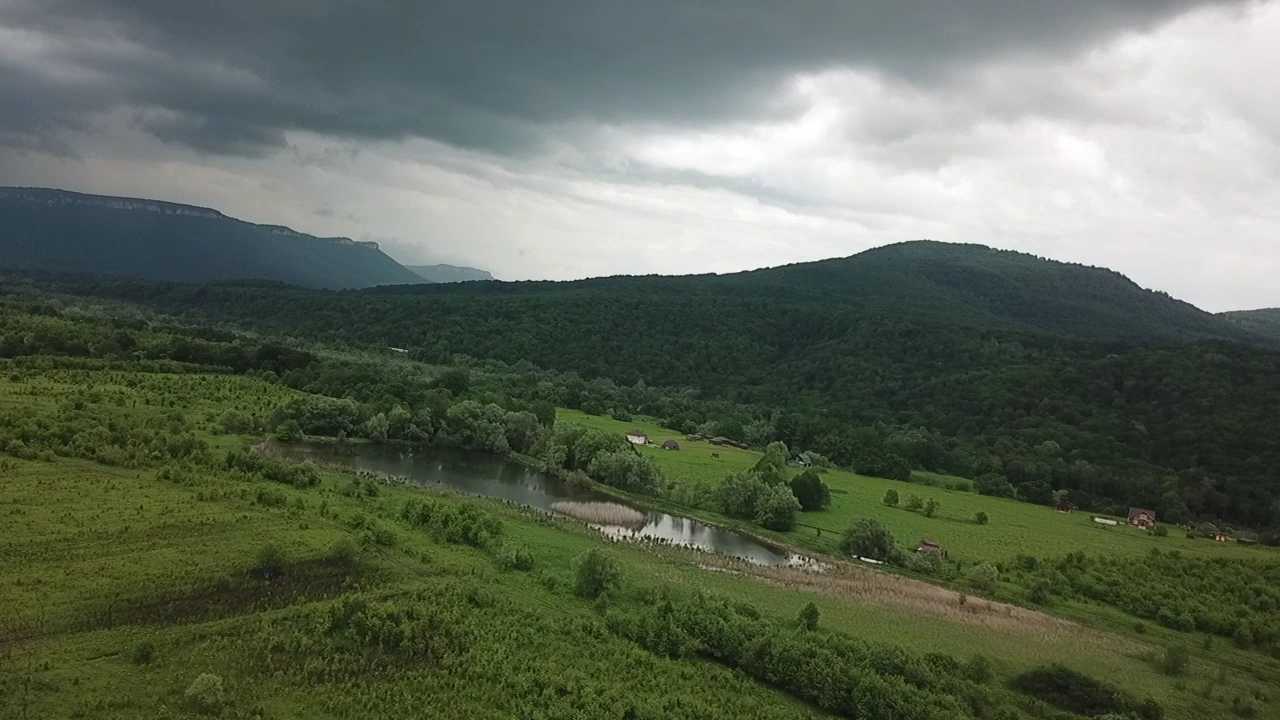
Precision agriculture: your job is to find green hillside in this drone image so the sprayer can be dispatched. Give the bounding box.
[0,187,424,289]
[36,241,1280,527]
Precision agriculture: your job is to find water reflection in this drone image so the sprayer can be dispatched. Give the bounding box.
[266,441,799,566]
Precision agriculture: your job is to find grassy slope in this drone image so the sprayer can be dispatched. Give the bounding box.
[3,372,1278,719]
[557,410,1267,563]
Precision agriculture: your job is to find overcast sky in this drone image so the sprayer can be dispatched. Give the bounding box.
[2,1,1277,311]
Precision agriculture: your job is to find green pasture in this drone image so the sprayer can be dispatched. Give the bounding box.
[556,410,1271,564]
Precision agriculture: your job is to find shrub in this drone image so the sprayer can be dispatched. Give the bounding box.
[1161,644,1190,676]
[716,471,766,519]
[1152,524,1169,537]
[498,545,535,572]
[838,518,896,561]
[252,543,285,579]
[129,640,156,665]
[967,562,999,593]
[974,511,989,525]
[575,549,621,600]
[923,497,940,518]
[905,494,924,511]
[754,483,801,531]
[789,469,831,511]
[965,655,994,684]
[255,487,287,508]
[797,601,820,631]
[587,450,662,495]
[882,488,899,507]
[274,419,303,442]
[1028,579,1053,605]
[363,522,396,547]
[184,673,225,714]
[326,537,358,566]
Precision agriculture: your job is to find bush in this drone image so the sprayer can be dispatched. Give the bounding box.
[255,487,287,507]
[274,419,303,442]
[754,483,801,531]
[129,640,156,665]
[974,511,989,525]
[789,469,831,511]
[905,494,924,511]
[575,549,621,599]
[797,601,820,631]
[716,472,766,519]
[923,497,940,518]
[838,518,896,561]
[882,488,899,507]
[587,450,662,495]
[184,672,225,714]
[1161,644,1190,676]
[252,543,285,579]
[964,655,994,684]
[498,545,535,572]
[967,562,999,593]
[326,537,358,566]
[1152,524,1169,537]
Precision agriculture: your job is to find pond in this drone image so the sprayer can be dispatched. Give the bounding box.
[265,440,805,567]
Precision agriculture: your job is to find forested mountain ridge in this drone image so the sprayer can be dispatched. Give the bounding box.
[21,240,1280,527]
[0,187,425,289]
[374,241,1253,344]
[1221,308,1280,342]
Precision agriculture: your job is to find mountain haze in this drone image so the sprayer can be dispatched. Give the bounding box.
[407,264,494,283]
[0,187,424,289]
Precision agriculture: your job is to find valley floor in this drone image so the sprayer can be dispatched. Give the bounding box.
[3,367,1278,719]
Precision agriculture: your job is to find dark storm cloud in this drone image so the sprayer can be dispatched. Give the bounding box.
[0,0,1240,155]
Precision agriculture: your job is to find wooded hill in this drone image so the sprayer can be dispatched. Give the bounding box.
[1221,308,1280,343]
[15,240,1280,528]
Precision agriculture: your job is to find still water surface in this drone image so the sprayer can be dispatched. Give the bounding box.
[267,441,799,566]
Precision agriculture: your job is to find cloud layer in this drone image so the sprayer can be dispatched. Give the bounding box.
[2,0,1276,310]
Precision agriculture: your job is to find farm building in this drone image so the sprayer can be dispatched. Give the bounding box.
[1056,498,1074,513]
[661,439,680,451]
[625,431,649,446]
[916,539,946,557]
[1127,508,1157,529]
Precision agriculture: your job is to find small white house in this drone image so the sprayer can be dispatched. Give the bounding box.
[625,431,649,446]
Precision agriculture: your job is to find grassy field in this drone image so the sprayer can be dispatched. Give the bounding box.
[557,410,1271,564]
[3,367,1278,719]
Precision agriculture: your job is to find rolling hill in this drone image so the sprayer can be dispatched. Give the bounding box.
[0,187,424,289]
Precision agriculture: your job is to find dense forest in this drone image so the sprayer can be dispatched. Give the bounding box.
[5,241,1279,529]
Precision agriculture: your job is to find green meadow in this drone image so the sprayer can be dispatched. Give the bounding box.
[2,363,1277,719]
[556,409,1269,564]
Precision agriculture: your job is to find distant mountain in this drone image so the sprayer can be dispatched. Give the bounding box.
[0,187,423,289]
[407,264,494,283]
[1221,308,1280,342]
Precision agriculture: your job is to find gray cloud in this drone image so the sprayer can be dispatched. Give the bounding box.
[2,0,1276,313]
[0,0,1239,155]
